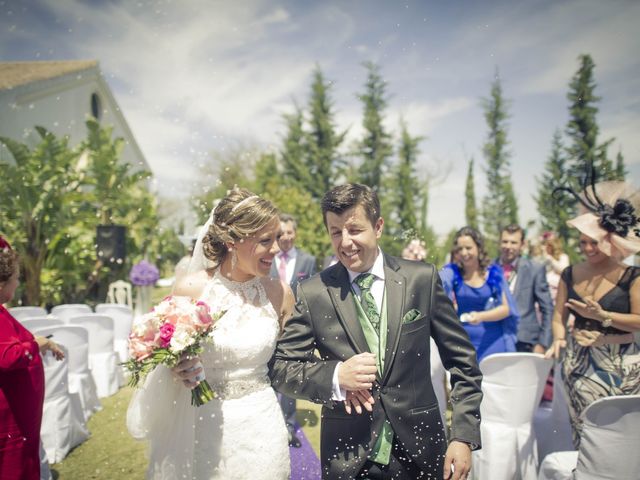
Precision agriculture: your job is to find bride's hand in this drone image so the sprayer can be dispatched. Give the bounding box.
[172,354,204,389]
[344,389,375,415]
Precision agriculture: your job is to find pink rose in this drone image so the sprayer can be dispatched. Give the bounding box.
[159,322,176,348]
[196,300,210,312]
[196,306,213,327]
[129,335,153,360]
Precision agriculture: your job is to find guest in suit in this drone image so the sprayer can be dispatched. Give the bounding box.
[270,184,482,480]
[497,224,554,354]
[270,213,317,447]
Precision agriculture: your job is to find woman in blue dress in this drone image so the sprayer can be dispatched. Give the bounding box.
[440,227,519,362]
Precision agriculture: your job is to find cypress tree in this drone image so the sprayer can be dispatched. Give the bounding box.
[465,158,479,230]
[281,105,314,190]
[481,71,519,242]
[565,54,616,183]
[614,150,628,181]
[356,61,393,192]
[394,118,424,235]
[534,129,573,243]
[305,66,347,199]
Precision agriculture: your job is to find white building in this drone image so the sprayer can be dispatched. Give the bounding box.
[0,60,149,172]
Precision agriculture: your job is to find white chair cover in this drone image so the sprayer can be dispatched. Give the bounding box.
[39,441,52,480]
[40,347,89,463]
[472,353,553,480]
[533,364,574,462]
[50,304,92,323]
[8,306,47,321]
[95,303,134,363]
[430,338,447,426]
[68,314,122,398]
[35,325,102,421]
[20,317,64,333]
[106,280,133,307]
[538,395,640,480]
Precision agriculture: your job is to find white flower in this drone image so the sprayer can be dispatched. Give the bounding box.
[169,326,197,353]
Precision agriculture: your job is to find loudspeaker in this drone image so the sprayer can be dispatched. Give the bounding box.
[96,225,126,264]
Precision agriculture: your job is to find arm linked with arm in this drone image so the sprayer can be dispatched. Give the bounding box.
[269,287,339,405]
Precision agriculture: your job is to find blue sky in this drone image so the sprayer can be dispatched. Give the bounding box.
[1,0,638,235]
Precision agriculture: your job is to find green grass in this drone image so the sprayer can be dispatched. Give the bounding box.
[51,387,322,479]
[52,387,147,479]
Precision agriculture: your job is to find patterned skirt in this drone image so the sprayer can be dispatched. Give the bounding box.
[561,335,640,448]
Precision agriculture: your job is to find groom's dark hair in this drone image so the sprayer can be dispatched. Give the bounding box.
[321,183,380,228]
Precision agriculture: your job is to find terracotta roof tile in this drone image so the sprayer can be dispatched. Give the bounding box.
[0,60,98,91]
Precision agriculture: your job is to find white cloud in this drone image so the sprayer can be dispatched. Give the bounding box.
[394,97,475,135]
[3,0,638,234]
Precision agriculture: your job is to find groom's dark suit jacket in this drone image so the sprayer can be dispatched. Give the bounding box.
[270,253,482,479]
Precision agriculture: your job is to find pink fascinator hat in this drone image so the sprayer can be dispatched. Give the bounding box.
[557,174,640,259]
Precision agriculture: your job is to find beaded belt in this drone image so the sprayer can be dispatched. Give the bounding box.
[210,378,271,400]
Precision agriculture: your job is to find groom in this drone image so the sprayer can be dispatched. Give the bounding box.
[270,183,482,479]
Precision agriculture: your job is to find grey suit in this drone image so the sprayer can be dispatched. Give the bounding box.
[270,254,482,479]
[270,248,317,294]
[500,257,553,349]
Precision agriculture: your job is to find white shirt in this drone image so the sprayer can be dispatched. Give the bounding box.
[277,247,297,283]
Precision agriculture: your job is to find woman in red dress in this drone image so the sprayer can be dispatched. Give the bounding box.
[0,236,64,479]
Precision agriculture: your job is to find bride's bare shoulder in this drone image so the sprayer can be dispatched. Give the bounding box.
[173,270,213,297]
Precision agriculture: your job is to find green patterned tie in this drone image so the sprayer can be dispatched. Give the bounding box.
[355,273,380,332]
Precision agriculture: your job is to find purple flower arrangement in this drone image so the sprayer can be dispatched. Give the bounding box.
[129,260,160,286]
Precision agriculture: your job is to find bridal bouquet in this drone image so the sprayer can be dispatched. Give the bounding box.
[125,295,225,406]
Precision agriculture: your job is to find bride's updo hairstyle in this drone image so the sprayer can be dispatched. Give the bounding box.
[202,188,279,266]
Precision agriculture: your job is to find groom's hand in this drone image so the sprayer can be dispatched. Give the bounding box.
[344,389,375,415]
[443,440,471,479]
[338,352,377,390]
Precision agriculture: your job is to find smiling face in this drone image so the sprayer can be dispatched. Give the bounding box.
[231,216,281,281]
[500,230,524,264]
[277,220,297,253]
[455,235,479,269]
[325,205,383,273]
[579,233,608,264]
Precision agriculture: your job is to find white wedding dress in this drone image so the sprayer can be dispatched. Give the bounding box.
[127,271,290,479]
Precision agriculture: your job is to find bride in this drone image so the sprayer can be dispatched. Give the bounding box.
[127,188,294,479]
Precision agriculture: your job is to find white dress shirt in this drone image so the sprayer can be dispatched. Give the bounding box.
[277,247,297,284]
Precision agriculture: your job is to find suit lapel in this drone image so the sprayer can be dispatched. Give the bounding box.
[381,255,405,384]
[327,264,369,354]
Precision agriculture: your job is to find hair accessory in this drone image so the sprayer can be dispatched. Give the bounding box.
[230,195,259,214]
[554,164,640,258]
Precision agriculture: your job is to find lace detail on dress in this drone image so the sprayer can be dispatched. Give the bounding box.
[128,270,289,480]
[207,270,269,307]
